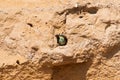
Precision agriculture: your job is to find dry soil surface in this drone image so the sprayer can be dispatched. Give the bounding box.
[0,0,120,80]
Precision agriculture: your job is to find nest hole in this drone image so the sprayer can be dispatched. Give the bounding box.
[27,23,33,27]
[16,60,20,65]
[31,46,39,52]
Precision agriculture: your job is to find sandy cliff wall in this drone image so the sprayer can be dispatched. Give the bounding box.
[0,0,120,80]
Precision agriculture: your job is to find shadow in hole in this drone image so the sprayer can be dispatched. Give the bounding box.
[57,6,98,16]
[84,7,98,14]
[52,60,92,80]
[103,43,120,59]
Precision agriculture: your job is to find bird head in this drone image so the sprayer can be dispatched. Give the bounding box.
[55,34,68,46]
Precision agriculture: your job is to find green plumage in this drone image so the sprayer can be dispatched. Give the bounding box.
[59,36,66,45]
[55,34,68,46]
